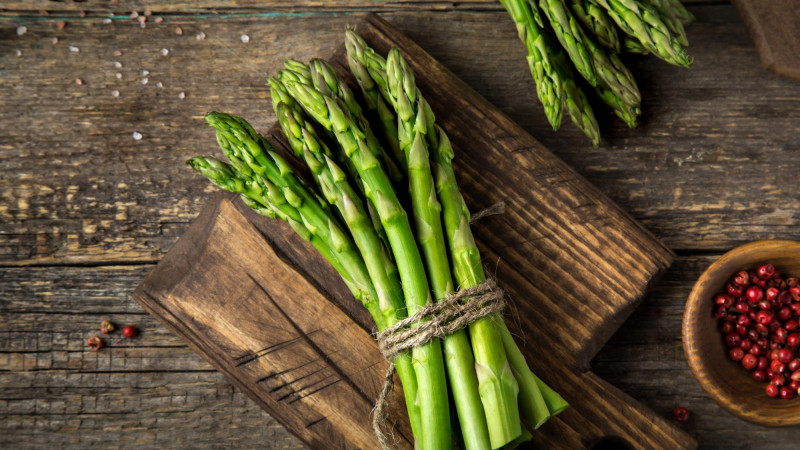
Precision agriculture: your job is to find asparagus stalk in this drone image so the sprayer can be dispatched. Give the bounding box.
[345,34,561,437]
[432,126,554,431]
[497,0,564,130]
[385,48,495,450]
[537,0,641,108]
[273,98,423,440]
[642,0,689,46]
[590,0,692,67]
[378,43,536,447]
[569,0,620,53]
[308,59,406,188]
[283,76,452,450]
[623,36,650,54]
[343,37,406,174]
[187,151,383,326]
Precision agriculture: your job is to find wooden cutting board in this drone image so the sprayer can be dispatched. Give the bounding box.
[133,14,695,449]
[733,0,800,81]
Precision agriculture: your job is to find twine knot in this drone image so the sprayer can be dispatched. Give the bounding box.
[371,278,505,449]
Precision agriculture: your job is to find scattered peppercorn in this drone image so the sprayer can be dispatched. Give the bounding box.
[100,320,115,334]
[87,336,103,351]
[122,325,138,338]
[673,406,690,423]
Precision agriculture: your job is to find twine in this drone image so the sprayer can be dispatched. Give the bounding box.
[372,278,505,449]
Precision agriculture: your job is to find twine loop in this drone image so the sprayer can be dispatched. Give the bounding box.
[372,278,505,449]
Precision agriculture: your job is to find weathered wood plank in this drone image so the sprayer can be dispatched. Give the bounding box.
[0,0,721,15]
[1,5,797,268]
[5,257,800,448]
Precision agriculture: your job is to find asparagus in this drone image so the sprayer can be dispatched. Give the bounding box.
[346,34,565,437]
[385,48,496,449]
[595,84,640,127]
[272,97,423,440]
[537,0,641,108]
[343,35,406,174]
[642,0,689,47]
[283,76,452,450]
[590,0,692,67]
[569,0,620,53]
[497,0,564,130]
[553,50,601,145]
[308,59,406,188]
[623,36,650,54]
[186,149,382,325]
[432,126,553,431]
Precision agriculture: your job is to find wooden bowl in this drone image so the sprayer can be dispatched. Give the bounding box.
[683,239,800,425]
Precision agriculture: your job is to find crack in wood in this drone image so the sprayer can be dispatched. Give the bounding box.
[247,274,377,408]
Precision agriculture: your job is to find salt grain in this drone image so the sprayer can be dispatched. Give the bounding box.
[15,50,22,57]
[175,27,183,35]
[141,77,148,85]
[69,45,80,52]
[240,34,250,43]
[51,37,58,44]
[141,70,149,76]
[129,11,139,19]
[137,16,146,24]
[114,61,122,69]
[178,92,185,99]
[116,72,122,79]
[112,90,120,97]
[144,10,152,17]
[156,82,163,88]
[195,31,206,40]
[154,17,163,24]
[132,131,142,140]
[102,18,112,24]
[161,48,169,56]
[16,26,27,36]
[139,21,146,29]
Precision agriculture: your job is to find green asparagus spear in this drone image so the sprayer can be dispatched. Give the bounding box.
[432,127,553,430]
[537,0,641,107]
[623,36,650,54]
[641,0,688,46]
[497,0,564,130]
[187,152,383,327]
[386,48,496,450]
[343,35,406,174]
[346,34,563,436]
[569,0,620,53]
[284,76,452,450]
[273,98,424,440]
[590,0,692,67]
[308,59,406,188]
[537,12,601,144]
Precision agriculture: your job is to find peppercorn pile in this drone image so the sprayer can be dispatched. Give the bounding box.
[715,264,800,400]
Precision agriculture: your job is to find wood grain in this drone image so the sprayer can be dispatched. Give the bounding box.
[0,0,720,15]
[733,0,800,81]
[2,5,800,270]
[684,240,800,426]
[2,1,800,448]
[130,15,695,449]
[7,257,800,448]
[135,197,413,449]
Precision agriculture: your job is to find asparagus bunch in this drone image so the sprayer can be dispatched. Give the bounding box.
[346,31,570,447]
[499,0,693,143]
[190,31,570,450]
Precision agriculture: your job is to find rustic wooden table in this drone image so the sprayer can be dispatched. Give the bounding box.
[2,1,799,448]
